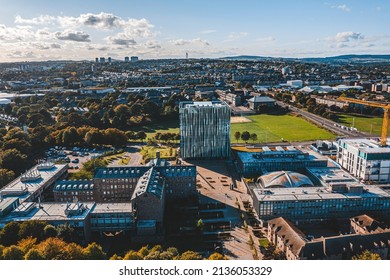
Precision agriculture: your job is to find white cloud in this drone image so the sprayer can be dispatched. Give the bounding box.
[145,40,161,49]
[169,38,210,46]
[226,32,248,41]
[255,36,275,42]
[55,30,91,42]
[334,31,363,42]
[199,29,216,34]
[337,4,351,12]
[9,50,35,58]
[15,15,57,25]
[106,35,137,46]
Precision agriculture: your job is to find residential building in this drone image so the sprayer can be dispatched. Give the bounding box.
[180,101,230,159]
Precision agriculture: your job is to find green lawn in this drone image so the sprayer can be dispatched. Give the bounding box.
[337,113,384,135]
[140,146,177,163]
[231,114,336,143]
[134,114,335,144]
[133,119,180,139]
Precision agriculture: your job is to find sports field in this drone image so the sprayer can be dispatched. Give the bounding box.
[231,114,336,143]
[134,114,336,143]
[337,113,383,135]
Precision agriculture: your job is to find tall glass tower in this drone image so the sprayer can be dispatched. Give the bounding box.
[179,101,230,159]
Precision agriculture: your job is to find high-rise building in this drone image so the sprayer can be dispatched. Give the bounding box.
[131,56,138,62]
[95,57,99,63]
[125,56,129,62]
[179,101,230,159]
[107,57,112,63]
[99,57,105,63]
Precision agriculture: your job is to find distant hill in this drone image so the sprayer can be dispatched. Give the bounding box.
[220,54,390,64]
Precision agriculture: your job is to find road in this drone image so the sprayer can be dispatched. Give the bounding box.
[276,101,372,138]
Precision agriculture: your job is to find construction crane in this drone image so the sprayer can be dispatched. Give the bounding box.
[338,97,390,146]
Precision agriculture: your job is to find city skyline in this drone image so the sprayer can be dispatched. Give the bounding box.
[0,0,389,61]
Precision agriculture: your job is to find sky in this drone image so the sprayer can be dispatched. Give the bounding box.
[0,0,389,62]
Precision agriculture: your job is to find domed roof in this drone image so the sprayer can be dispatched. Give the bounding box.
[257,171,314,188]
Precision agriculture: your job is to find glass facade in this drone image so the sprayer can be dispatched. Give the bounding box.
[180,101,230,159]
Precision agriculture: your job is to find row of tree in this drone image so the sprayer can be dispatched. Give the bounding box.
[0,220,225,260]
[234,131,258,143]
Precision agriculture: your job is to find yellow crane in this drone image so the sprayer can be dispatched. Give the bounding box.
[338,97,390,146]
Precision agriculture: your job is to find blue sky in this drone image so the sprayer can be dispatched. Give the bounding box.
[0,0,389,61]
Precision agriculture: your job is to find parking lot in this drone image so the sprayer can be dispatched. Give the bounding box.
[44,146,111,173]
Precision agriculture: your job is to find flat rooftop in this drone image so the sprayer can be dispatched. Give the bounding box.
[12,202,95,222]
[339,138,390,154]
[237,146,324,163]
[179,101,228,108]
[0,163,68,200]
[92,203,132,214]
[307,167,358,185]
[253,184,390,202]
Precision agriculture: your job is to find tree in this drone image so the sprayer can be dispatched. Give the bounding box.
[63,243,84,260]
[178,251,203,260]
[56,223,77,243]
[137,131,147,142]
[82,242,107,260]
[2,245,24,260]
[18,220,47,241]
[123,250,143,260]
[250,133,258,143]
[0,168,15,187]
[110,254,123,260]
[44,224,58,238]
[0,149,28,174]
[24,248,45,260]
[0,221,21,246]
[3,139,32,155]
[103,128,128,146]
[62,127,80,146]
[241,131,250,143]
[352,250,381,260]
[234,131,241,143]
[17,237,37,254]
[208,252,228,260]
[36,237,68,260]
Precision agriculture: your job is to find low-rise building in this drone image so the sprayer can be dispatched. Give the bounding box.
[248,96,275,110]
[268,217,390,260]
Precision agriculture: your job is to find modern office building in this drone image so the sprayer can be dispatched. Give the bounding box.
[131,56,139,62]
[236,146,328,177]
[336,138,390,183]
[179,101,230,159]
[250,162,390,223]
